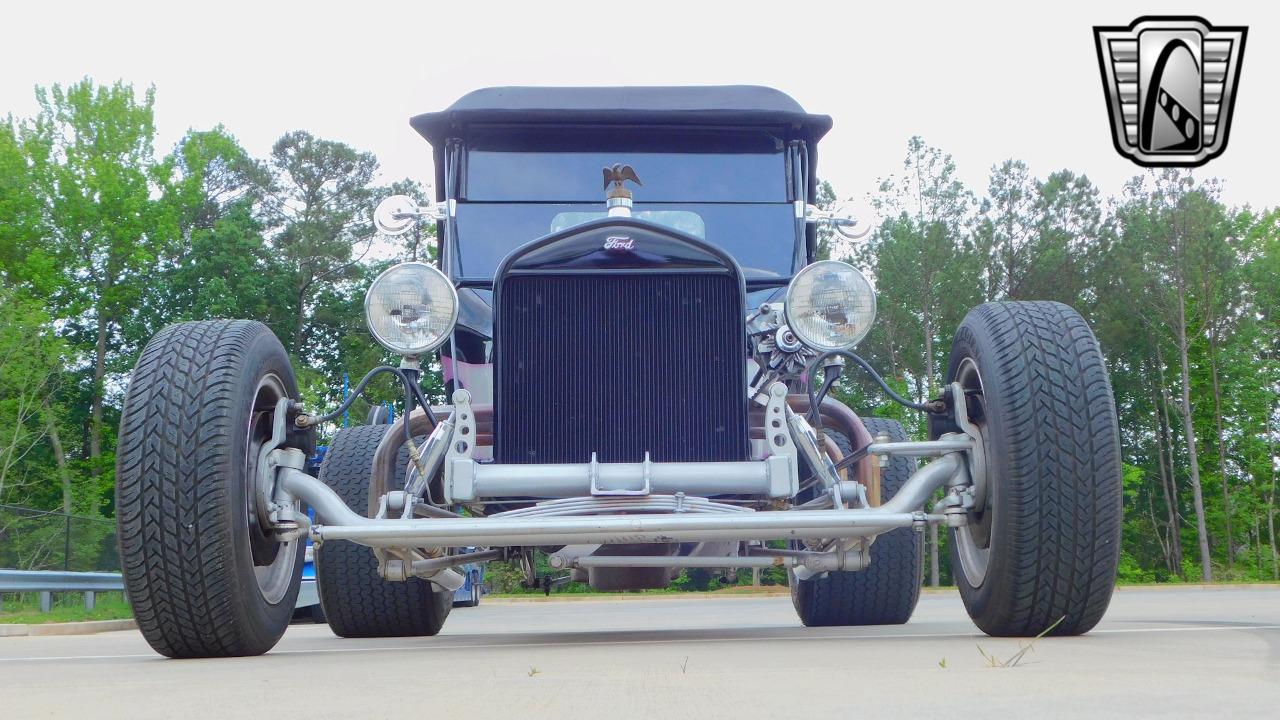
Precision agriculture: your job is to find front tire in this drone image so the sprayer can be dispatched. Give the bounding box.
[316,424,453,637]
[116,320,304,658]
[790,418,922,626]
[943,301,1122,637]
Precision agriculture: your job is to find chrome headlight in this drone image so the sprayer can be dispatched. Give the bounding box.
[784,260,876,351]
[364,262,458,355]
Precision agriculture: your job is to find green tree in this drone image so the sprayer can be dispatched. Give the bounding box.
[1111,171,1235,581]
[812,179,838,261]
[971,162,1102,304]
[0,293,67,506]
[20,80,165,499]
[859,137,980,585]
[132,127,289,346]
[972,159,1036,301]
[1238,210,1279,577]
[0,120,56,295]
[267,130,380,357]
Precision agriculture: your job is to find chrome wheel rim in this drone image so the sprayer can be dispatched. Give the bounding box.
[953,357,992,588]
[245,373,298,605]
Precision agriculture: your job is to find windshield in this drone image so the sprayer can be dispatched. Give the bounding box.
[463,126,788,202]
[452,202,798,280]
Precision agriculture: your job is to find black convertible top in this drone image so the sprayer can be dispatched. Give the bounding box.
[410,86,833,146]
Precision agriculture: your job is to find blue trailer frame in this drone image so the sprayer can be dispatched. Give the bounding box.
[452,556,485,607]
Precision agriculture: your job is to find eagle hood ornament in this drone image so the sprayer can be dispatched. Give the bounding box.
[603,163,642,216]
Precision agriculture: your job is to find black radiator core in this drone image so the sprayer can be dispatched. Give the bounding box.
[495,273,748,464]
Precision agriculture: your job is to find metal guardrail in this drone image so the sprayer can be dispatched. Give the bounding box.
[0,569,124,613]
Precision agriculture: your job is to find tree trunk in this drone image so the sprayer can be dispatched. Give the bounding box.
[1151,381,1178,572]
[1207,335,1233,569]
[1003,219,1016,298]
[1255,515,1263,579]
[1154,346,1184,574]
[1147,489,1171,568]
[88,311,108,477]
[1269,480,1277,581]
[42,399,73,514]
[292,287,307,354]
[922,302,940,586]
[1269,432,1278,581]
[922,305,935,391]
[1175,289,1213,581]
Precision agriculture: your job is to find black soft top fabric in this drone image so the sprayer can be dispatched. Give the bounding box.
[410,86,833,146]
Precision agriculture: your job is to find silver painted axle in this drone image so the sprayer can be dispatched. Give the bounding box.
[277,453,962,549]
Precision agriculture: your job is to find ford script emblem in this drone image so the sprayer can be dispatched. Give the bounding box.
[603,236,635,251]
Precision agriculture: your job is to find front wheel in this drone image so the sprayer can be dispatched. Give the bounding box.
[943,301,1122,637]
[116,320,304,658]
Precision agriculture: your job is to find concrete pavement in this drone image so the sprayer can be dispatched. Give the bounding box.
[1,586,1277,719]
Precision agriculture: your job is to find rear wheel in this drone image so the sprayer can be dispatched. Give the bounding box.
[316,424,453,638]
[944,301,1121,637]
[790,418,922,626]
[116,320,304,658]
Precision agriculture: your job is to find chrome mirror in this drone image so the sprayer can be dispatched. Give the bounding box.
[373,195,446,236]
[803,201,878,241]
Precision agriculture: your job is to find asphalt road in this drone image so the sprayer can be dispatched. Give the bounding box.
[2,586,1277,719]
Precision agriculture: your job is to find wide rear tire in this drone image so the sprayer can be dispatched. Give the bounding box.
[943,301,1121,637]
[790,418,922,626]
[316,424,453,638]
[116,320,304,658]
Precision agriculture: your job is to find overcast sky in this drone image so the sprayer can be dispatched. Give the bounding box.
[3,0,1275,210]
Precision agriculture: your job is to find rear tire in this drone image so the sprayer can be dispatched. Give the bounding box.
[944,301,1121,637]
[790,418,922,626]
[316,424,453,638]
[116,320,304,658]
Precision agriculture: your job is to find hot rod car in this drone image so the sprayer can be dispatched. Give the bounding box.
[115,86,1122,657]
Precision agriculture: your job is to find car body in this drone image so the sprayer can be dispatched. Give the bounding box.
[117,86,1122,658]
[384,86,865,593]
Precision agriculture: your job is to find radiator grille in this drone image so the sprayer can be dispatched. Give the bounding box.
[495,273,748,464]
